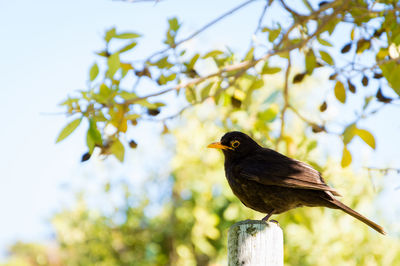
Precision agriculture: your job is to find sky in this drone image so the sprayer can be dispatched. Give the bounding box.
[0,0,399,260]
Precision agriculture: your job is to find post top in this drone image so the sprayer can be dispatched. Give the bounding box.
[230,219,281,228]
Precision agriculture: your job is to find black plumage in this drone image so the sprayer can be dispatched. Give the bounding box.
[208,131,385,235]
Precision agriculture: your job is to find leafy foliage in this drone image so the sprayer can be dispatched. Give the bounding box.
[56,0,400,166]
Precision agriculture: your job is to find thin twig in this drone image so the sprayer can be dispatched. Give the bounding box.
[279,0,301,17]
[276,57,291,149]
[288,105,318,125]
[146,0,257,61]
[364,167,400,174]
[254,0,270,35]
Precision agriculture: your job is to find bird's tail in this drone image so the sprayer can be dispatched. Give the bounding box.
[332,199,386,235]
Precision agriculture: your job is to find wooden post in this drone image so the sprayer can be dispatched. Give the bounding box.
[228,220,283,266]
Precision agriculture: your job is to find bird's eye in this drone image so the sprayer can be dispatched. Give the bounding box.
[231,140,240,148]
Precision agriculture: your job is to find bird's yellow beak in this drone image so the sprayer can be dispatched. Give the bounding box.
[207,142,233,150]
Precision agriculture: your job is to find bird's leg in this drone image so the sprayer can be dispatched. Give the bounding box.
[261,209,275,222]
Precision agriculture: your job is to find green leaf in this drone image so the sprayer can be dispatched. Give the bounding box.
[107,53,120,77]
[380,61,400,96]
[88,119,102,146]
[334,81,346,103]
[165,31,175,46]
[150,56,173,69]
[317,37,333,47]
[99,83,112,99]
[119,90,137,100]
[343,123,356,144]
[121,63,134,72]
[56,118,82,143]
[355,128,376,149]
[158,73,177,85]
[341,145,352,167]
[324,18,339,35]
[203,50,224,59]
[89,63,99,81]
[185,87,196,103]
[104,27,116,43]
[250,78,264,91]
[154,102,166,107]
[118,42,137,53]
[356,39,371,54]
[135,99,158,109]
[244,47,254,61]
[261,62,281,74]
[86,129,95,154]
[200,82,213,100]
[289,38,302,45]
[278,51,290,59]
[96,50,109,57]
[111,139,125,162]
[168,17,180,32]
[187,53,200,69]
[306,140,318,152]
[93,89,110,105]
[305,50,317,74]
[258,104,279,122]
[125,113,141,120]
[268,28,281,42]
[114,32,141,39]
[319,50,334,65]
[376,47,388,61]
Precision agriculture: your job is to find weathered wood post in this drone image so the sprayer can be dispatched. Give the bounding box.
[228,220,283,266]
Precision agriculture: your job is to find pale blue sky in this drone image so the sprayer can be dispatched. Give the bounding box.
[0,0,399,259]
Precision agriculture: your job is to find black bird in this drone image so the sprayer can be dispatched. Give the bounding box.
[208,131,386,235]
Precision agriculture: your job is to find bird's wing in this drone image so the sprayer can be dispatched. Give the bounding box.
[237,150,341,196]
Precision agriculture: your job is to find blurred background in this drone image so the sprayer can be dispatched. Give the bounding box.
[1,0,400,265]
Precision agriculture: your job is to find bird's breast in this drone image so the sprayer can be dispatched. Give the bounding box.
[225,165,305,214]
[225,167,274,213]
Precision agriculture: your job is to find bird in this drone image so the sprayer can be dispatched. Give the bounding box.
[208,131,386,235]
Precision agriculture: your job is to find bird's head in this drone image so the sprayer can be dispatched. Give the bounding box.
[208,131,261,160]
